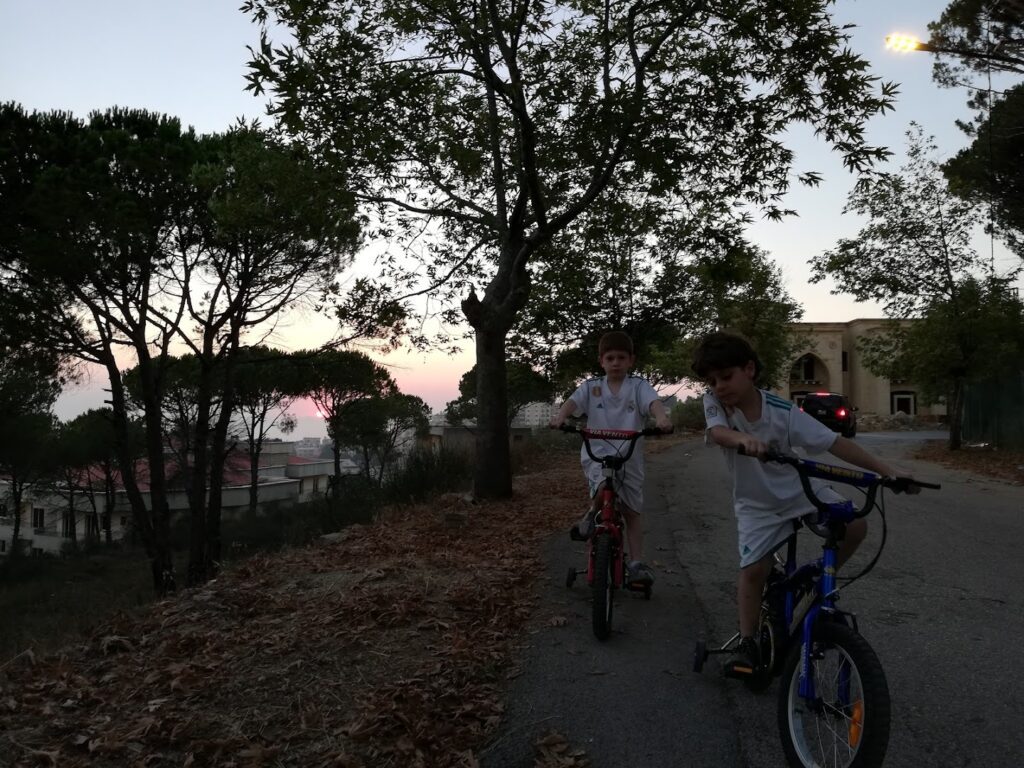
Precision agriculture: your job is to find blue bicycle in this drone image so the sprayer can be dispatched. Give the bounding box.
[693,449,940,768]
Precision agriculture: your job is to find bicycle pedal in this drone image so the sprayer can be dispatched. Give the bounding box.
[722,663,756,679]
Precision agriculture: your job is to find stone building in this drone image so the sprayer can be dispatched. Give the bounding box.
[777,319,945,418]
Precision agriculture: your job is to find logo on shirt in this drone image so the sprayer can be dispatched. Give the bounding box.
[706,405,718,418]
[592,386,602,397]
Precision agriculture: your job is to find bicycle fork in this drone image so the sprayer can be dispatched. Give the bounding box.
[798,545,839,702]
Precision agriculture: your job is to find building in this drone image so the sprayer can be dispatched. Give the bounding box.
[294,436,330,459]
[0,440,343,557]
[0,487,115,558]
[427,412,534,451]
[778,320,945,418]
[514,401,556,427]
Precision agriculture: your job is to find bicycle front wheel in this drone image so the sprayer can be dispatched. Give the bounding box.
[591,532,615,641]
[778,622,890,768]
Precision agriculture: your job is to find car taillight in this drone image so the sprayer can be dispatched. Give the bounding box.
[837,408,847,418]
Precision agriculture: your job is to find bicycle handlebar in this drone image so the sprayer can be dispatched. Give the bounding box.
[736,445,940,520]
[557,423,672,466]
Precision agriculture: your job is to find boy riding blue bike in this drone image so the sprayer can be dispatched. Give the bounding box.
[691,331,916,676]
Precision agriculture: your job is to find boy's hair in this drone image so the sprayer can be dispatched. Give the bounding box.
[691,331,763,379]
[598,331,634,357]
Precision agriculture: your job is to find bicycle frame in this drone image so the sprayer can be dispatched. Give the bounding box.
[762,453,937,704]
[562,425,663,592]
[589,472,626,588]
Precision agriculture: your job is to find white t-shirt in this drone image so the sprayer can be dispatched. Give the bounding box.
[568,375,660,511]
[703,389,842,565]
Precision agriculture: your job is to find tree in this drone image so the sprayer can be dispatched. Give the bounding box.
[0,338,62,555]
[335,393,430,486]
[927,1,1024,89]
[809,127,1021,448]
[943,83,1024,260]
[232,346,300,514]
[511,218,802,391]
[57,408,142,546]
[0,104,205,593]
[858,279,1024,432]
[446,361,553,427]
[0,413,57,556]
[244,0,896,498]
[170,126,364,585]
[293,349,396,494]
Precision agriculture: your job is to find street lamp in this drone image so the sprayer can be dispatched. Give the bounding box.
[885,33,1024,68]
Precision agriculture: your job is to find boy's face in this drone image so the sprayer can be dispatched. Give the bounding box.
[704,360,757,405]
[599,349,635,379]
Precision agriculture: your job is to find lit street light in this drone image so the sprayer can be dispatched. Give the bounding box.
[885,33,1024,69]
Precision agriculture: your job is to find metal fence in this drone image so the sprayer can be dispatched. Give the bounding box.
[963,372,1024,450]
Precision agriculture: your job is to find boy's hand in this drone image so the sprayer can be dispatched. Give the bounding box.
[887,470,921,494]
[735,434,770,458]
[548,414,565,429]
[655,416,673,433]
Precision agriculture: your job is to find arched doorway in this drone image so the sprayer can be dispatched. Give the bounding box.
[789,353,831,400]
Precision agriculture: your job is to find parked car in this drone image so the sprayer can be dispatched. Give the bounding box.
[800,392,857,437]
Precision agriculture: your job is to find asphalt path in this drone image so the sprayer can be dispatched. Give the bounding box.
[482,432,1024,768]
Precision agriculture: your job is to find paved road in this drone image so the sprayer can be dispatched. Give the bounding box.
[483,432,1024,767]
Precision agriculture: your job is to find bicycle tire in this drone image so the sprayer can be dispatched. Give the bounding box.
[778,622,890,768]
[591,532,614,641]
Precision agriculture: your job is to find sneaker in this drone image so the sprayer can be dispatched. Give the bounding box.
[723,636,759,678]
[626,560,655,586]
[569,507,597,541]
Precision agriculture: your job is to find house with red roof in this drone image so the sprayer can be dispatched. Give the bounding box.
[0,440,348,557]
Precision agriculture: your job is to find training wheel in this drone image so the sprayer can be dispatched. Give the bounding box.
[565,567,577,587]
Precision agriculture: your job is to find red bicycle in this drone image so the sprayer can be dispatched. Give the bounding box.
[560,424,667,640]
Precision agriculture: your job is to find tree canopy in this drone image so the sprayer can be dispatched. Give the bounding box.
[810,127,1022,448]
[927,0,1024,89]
[244,0,897,498]
[942,83,1024,260]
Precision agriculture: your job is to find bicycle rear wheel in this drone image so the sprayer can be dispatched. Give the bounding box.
[778,622,890,768]
[591,532,615,641]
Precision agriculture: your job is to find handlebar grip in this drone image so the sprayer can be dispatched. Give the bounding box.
[885,477,941,493]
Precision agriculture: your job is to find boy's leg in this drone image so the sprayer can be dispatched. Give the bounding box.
[725,555,773,676]
[737,556,773,637]
[623,506,643,562]
[838,518,867,568]
[622,506,654,585]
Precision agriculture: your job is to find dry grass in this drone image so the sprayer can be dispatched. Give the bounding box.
[0,454,588,768]
[914,440,1024,485]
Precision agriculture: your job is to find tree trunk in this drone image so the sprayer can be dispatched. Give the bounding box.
[10,478,23,558]
[248,442,261,516]
[331,441,342,498]
[206,383,237,578]
[106,356,176,595]
[472,325,512,498]
[948,379,965,451]
[66,486,77,549]
[103,466,114,546]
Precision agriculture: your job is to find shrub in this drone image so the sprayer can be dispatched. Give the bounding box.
[672,396,706,431]
[384,444,472,504]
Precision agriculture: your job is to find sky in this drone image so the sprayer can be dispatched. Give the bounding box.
[2,0,1019,438]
